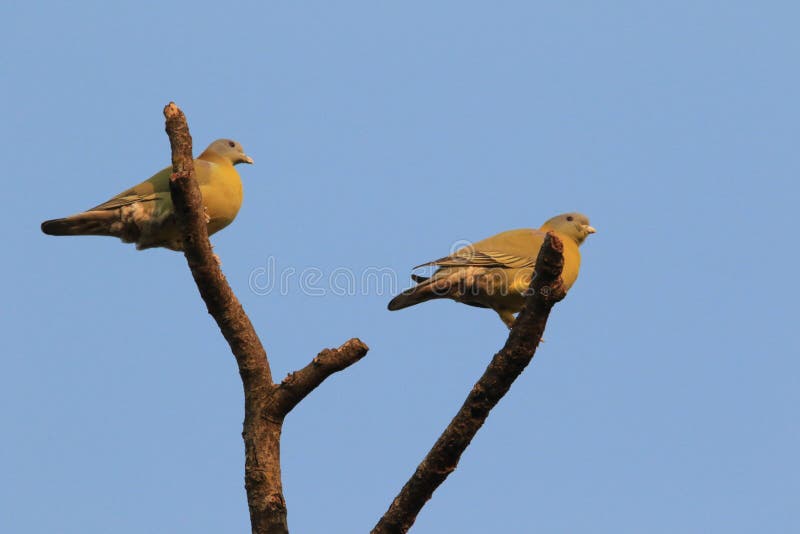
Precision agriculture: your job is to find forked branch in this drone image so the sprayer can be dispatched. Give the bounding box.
[163,102,368,534]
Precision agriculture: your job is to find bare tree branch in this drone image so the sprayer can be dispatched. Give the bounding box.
[271,338,370,418]
[163,103,273,390]
[164,103,284,533]
[372,232,567,534]
[163,102,368,534]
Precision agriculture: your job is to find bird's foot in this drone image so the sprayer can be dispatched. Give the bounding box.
[498,311,517,329]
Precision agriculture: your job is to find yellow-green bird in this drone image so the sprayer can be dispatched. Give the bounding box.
[41,139,253,251]
[387,213,596,328]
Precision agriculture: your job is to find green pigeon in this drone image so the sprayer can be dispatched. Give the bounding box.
[388,212,596,328]
[41,139,253,250]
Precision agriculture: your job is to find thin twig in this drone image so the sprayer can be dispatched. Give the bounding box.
[270,338,370,418]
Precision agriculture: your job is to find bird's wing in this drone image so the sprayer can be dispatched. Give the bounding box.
[86,166,174,211]
[414,249,535,270]
[89,192,162,211]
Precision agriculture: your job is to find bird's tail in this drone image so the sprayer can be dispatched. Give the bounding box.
[387,278,446,311]
[41,211,119,237]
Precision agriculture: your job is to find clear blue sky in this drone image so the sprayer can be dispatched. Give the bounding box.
[2,1,798,533]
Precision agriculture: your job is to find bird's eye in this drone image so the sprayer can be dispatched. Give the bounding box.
[566,215,574,221]
[228,141,235,148]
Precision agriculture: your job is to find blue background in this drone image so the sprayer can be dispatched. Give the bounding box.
[2,1,798,532]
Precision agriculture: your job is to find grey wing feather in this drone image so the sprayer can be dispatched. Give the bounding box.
[89,193,161,211]
[414,249,535,270]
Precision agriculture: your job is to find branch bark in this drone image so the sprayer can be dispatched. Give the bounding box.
[270,338,371,417]
[372,232,567,534]
[163,102,368,534]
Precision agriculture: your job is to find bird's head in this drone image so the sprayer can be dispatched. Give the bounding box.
[205,139,254,165]
[541,212,596,245]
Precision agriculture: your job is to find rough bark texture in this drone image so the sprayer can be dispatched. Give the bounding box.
[270,338,372,417]
[163,103,368,534]
[372,232,567,534]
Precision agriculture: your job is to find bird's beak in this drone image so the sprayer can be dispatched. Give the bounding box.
[242,155,254,164]
[584,225,596,234]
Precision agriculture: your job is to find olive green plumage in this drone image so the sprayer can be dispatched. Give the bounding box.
[41,139,253,251]
[388,213,596,328]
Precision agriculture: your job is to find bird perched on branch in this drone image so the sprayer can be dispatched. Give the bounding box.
[388,213,596,328]
[41,139,253,251]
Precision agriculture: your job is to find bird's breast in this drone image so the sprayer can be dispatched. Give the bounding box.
[199,165,243,235]
[560,240,582,291]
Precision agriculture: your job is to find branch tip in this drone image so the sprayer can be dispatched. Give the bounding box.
[269,339,370,418]
[163,101,181,119]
